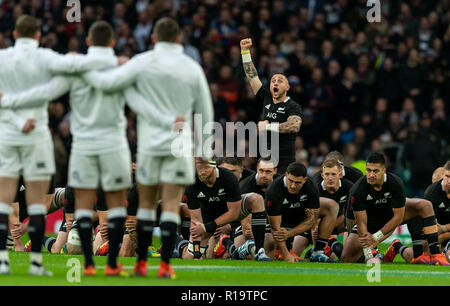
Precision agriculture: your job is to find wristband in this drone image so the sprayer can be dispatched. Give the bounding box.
[241,50,252,63]
[373,230,384,242]
[363,247,373,260]
[266,123,279,132]
[204,221,218,233]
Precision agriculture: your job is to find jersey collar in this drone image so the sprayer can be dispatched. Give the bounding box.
[15,38,39,49]
[442,180,445,191]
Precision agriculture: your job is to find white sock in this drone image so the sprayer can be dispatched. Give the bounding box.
[30,252,43,265]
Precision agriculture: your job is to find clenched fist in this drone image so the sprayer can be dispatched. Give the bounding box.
[240,38,253,51]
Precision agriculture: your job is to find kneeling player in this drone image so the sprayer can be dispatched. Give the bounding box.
[179,158,271,261]
[341,152,449,265]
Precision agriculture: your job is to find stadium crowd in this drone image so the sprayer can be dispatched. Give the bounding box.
[0,0,449,198]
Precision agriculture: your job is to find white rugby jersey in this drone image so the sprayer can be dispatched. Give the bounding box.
[1,47,128,155]
[82,42,214,159]
[0,38,116,145]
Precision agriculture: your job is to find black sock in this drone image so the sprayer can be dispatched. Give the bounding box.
[160,221,178,264]
[328,237,343,259]
[180,217,191,240]
[408,217,424,258]
[314,238,328,252]
[107,216,126,268]
[78,217,94,267]
[42,236,56,253]
[392,240,403,254]
[175,235,189,256]
[425,233,441,255]
[223,237,236,254]
[28,214,45,253]
[0,214,9,251]
[136,219,154,262]
[251,212,267,252]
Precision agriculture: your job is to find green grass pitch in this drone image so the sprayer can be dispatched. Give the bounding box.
[1,243,449,286]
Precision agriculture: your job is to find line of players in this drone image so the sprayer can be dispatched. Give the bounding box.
[8,151,450,265]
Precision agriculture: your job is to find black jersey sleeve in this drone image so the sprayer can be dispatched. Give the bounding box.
[304,180,320,209]
[424,182,439,214]
[389,175,406,209]
[265,183,283,216]
[349,180,367,212]
[286,100,302,118]
[185,184,201,210]
[223,170,243,202]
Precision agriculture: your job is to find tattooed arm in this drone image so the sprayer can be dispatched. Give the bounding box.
[240,38,262,95]
[287,208,320,237]
[278,115,302,133]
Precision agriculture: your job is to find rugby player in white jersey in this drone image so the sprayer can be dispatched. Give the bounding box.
[81,17,214,279]
[0,21,138,277]
[0,15,118,276]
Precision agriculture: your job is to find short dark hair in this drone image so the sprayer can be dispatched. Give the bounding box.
[217,157,242,167]
[366,151,386,166]
[15,15,41,38]
[286,162,307,177]
[88,21,114,47]
[153,17,180,42]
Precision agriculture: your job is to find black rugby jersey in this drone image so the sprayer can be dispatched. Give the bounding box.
[424,180,450,225]
[349,172,405,233]
[265,175,319,228]
[185,167,241,223]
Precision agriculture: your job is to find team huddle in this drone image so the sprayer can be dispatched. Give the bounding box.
[0,15,448,281]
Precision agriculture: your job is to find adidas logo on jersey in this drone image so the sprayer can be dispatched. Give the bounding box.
[438,202,445,209]
[367,195,373,200]
[197,192,206,198]
[265,105,271,110]
[282,199,289,205]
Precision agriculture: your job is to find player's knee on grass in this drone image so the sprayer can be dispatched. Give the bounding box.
[340,233,363,263]
[67,229,83,255]
[292,235,309,257]
[119,234,135,257]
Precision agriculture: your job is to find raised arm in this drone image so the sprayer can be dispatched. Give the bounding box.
[0,76,71,110]
[240,38,262,95]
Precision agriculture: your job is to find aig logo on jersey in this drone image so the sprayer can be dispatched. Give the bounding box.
[266,112,277,120]
[209,196,220,202]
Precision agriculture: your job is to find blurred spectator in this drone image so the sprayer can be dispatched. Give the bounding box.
[0,0,448,190]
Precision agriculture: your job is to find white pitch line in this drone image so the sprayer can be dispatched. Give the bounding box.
[95,265,450,277]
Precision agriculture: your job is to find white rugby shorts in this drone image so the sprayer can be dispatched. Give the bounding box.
[0,138,55,181]
[136,153,195,186]
[68,147,132,191]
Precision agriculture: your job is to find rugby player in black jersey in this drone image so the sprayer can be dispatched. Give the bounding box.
[214,157,277,259]
[313,158,354,260]
[265,162,337,262]
[311,151,363,184]
[384,162,450,264]
[240,38,302,174]
[178,158,271,261]
[341,152,449,265]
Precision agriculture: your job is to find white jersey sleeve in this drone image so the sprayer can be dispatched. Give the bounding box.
[82,54,144,93]
[1,76,71,109]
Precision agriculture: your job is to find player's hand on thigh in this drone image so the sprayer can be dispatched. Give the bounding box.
[22,118,36,133]
[11,223,25,239]
[272,228,289,242]
[358,233,374,248]
[191,222,207,239]
[213,224,231,239]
